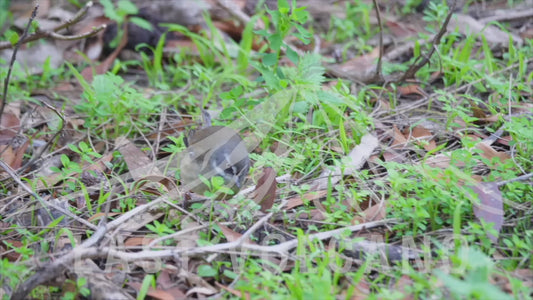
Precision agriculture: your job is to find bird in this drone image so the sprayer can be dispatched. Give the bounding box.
[179,126,250,199]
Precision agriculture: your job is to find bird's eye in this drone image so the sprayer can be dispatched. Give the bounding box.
[224,166,237,176]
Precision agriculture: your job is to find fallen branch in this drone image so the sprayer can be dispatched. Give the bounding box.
[397,0,457,83]
[0,1,105,50]
[12,213,394,299]
[0,4,38,123]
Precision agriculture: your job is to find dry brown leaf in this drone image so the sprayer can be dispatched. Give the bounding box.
[448,14,523,46]
[352,202,386,224]
[385,20,419,39]
[397,85,427,99]
[155,269,188,299]
[136,175,179,195]
[215,282,249,300]
[0,108,20,139]
[218,223,247,243]
[128,282,175,300]
[146,120,192,140]
[425,154,453,168]
[87,152,114,173]
[391,125,408,148]
[286,190,328,209]
[479,114,501,123]
[116,137,162,181]
[87,212,121,222]
[409,125,437,151]
[330,47,380,82]
[124,236,155,247]
[382,150,406,163]
[496,135,512,146]
[251,167,277,212]
[2,240,23,261]
[475,142,511,164]
[512,269,533,289]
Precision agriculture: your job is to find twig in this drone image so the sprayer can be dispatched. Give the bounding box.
[52,1,95,32]
[12,196,166,299]
[216,0,264,30]
[0,4,39,124]
[397,0,457,83]
[371,0,384,82]
[479,8,533,24]
[17,101,65,174]
[12,217,394,299]
[0,1,105,50]
[496,173,533,187]
[0,160,97,230]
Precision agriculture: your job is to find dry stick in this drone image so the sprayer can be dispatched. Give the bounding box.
[12,196,169,299]
[12,215,394,299]
[216,0,304,57]
[496,173,533,187]
[0,160,97,230]
[0,1,106,50]
[377,57,533,119]
[397,0,457,83]
[216,0,264,31]
[17,101,65,174]
[0,5,39,123]
[479,8,533,24]
[371,0,384,82]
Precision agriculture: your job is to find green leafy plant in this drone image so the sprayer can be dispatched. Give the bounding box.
[325,0,374,44]
[252,0,311,92]
[146,220,174,237]
[67,66,162,138]
[435,247,514,300]
[61,277,91,300]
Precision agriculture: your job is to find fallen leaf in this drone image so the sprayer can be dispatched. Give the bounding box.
[315,134,379,189]
[382,150,406,163]
[448,14,523,47]
[409,125,437,151]
[397,85,427,99]
[128,282,175,300]
[329,48,379,82]
[251,167,277,212]
[215,282,249,300]
[391,125,408,148]
[124,236,155,247]
[475,142,511,164]
[286,190,328,210]
[2,240,23,261]
[352,202,386,224]
[218,223,248,243]
[471,182,503,243]
[116,137,163,181]
[385,20,419,39]
[88,212,121,222]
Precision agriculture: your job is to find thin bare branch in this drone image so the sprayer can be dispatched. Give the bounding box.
[371,0,384,82]
[17,101,65,174]
[0,1,104,50]
[12,217,394,299]
[397,0,457,83]
[0,4,39,123]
